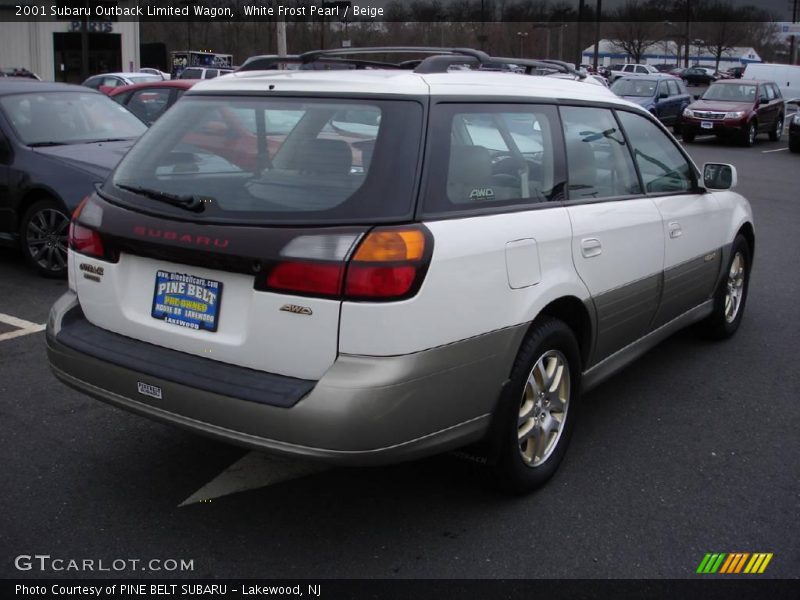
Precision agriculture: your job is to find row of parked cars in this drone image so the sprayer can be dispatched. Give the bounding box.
[609,66,800,150]
[1,57,798,280]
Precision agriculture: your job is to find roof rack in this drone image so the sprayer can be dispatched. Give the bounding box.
[238,47,585,79]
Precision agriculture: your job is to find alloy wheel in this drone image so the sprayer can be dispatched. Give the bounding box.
[517,349,570,467]
[724,251,745,323]
[26,208,69,273]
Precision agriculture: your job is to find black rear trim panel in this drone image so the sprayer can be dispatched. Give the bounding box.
[54,308,316,408]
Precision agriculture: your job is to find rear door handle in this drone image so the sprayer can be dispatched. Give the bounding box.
[580,238,602,258]
[668,222,682,239]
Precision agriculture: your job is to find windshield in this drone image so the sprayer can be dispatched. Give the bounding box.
[127,74,162,84]
[110,96,423,224]
[611,78,657,97]
[0,91,146,145]
[702,83,757,102]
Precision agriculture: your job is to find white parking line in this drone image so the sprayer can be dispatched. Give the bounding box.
[179,451,328,506]
[0,313,46,342]
[762,147,788,153]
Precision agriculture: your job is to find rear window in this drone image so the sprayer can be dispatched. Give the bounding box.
[109,96,423,224]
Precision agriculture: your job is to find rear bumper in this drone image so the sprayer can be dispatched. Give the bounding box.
[47,292,525,465]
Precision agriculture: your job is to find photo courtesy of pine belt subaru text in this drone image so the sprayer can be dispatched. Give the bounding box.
[45,48,755,493]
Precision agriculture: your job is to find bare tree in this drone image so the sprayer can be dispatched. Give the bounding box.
[607,1,661,63]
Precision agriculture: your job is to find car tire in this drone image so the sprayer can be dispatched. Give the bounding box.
[682,129,695,142]
[489,317,581,494]
[19,198,70,278]
[790,136,800,153]
[700,234,751,340]
[768,116,783,142]
[742,121,757,147]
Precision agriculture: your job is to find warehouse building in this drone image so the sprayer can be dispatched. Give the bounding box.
[582,39,761,71]
[0,1,141,82]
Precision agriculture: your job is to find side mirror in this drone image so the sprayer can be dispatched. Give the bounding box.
[758,97,768,105]
[703,163,737,191]
[693,94,701,100]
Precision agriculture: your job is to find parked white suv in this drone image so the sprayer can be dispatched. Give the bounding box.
[610,63,661,82]
[47,48,754,493]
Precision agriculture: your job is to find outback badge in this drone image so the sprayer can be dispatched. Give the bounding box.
[280,304,313,316]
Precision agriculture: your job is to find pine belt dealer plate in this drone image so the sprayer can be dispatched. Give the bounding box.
[151,270,223,332]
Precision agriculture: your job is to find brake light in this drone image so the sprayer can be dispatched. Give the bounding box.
[267,261,344,296]
[68,222,105,258]
[68,196,107,259]
[259,226,432,301]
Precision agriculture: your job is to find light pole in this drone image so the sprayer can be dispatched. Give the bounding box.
[517,31,529,58]
[593,0,602,71]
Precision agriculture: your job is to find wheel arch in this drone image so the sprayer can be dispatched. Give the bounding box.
[17,186,67,229]
[526,295,594,371]
[737,221,755,262]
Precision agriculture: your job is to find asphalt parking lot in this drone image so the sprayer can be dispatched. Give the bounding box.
[1,135,798,580]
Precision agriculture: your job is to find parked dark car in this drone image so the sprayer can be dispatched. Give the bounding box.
[726,66,745,79]
[610,74,691,129]
[109,79,198,125]
[0,80,146,276]
[0,68,40,80]
[654,64,677,73]
[682,66,718,86]
[682,79,785,146]
[789,102,800,153]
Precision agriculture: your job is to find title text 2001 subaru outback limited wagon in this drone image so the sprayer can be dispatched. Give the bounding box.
[46,49,754,493]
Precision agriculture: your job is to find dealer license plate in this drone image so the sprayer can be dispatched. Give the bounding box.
[701,121,714,130]
[151,270,223,332]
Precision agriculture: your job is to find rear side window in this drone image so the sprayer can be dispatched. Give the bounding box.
[127,87,171,123]
[771,84,782,99]
[617,111,694,194]
[560,106,641,200]
[110,96,423,224]
[423,103,564,215]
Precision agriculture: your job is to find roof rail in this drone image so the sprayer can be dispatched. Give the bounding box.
[239,47,586,79]
[238,54,402,71]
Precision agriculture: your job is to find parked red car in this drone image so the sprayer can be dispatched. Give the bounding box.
[109,79,198,124]
[681,79,785,146]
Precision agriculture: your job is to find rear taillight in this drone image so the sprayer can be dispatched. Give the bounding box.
[68,222,105,258]
[68,195,114,261]
[345,228,428,299]
[258,226,432,301]
[267,261,344,296]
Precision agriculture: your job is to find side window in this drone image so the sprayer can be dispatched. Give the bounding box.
[560,106,641,200]
[205,69,219,79]
[423,104,563,214]
[617,111,694,194]
[764,85,776,101]
[102,77,122,88]
[84,77,100,89]
[635,66,648,74]
[127,88,172,124]
[758,86,768,103]
[667,80,680,96]
[771,84,783,100]
[112,91,132,105]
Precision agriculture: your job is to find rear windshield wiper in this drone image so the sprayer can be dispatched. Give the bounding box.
[28,141,70,147]
[116,184,206,212]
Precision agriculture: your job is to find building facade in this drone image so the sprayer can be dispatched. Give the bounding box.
[582,39,761,70]
[0,2,140,82]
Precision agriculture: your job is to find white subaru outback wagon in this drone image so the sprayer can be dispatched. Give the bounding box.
[46,49,754,492]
